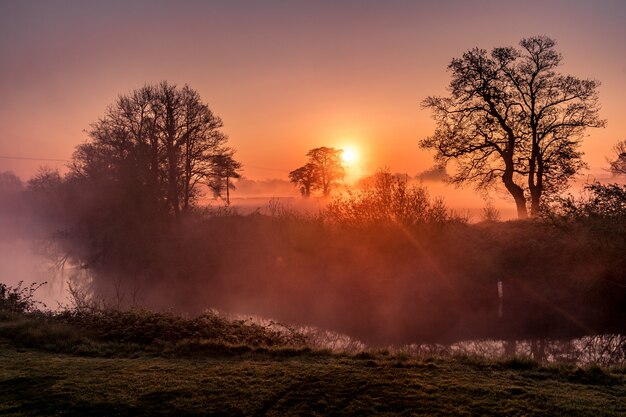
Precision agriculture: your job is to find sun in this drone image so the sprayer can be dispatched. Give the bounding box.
[341,146,359,165]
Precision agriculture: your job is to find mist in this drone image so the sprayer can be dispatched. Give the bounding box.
[3,168,623,349]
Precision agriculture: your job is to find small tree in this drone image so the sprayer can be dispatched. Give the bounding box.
[207,152,242,205]
[289,147,345,197]
[421,36,605,218]
[609,140,626,176]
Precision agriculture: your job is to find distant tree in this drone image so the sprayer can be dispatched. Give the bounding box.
[71,81,232,216]
[24,167,66,223]
[207,152,242,205]
[421,36,605,218]
[609,140,626,176]
[289,147,345,197]
[416,165,450,182]
[288,163,316,197]
[0,171,23,214]
[0,171,22,194]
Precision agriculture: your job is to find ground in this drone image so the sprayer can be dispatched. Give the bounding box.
[0,341,624,416]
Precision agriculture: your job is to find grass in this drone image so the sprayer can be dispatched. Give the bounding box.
[0,341,625,416]
[0,301,624,416]
[0,308,307,357]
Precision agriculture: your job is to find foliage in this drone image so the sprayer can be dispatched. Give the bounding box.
[422,36,605,218]
[288,163,317,197]
[609,139,626,175]
[206,151,243,205]
[69,81,236,216]
[53,308,305,348]
[0,292,307,357]
[289,147,345,196]
[0,281,46,313]
[556,182,626,220]
[323,170,463,227]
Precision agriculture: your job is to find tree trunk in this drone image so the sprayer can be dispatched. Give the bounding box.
[226,174,230,205]
[502,170,528,219]
[167,148,179,216]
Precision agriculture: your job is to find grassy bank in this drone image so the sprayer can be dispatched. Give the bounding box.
[1,288,624,416]
[1,341,625,416]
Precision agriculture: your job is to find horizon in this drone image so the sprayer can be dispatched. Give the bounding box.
[1,1,625,203]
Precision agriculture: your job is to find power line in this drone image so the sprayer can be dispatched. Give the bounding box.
[0,155,69,162]
[244,164,290,173]
[0,155,291,174]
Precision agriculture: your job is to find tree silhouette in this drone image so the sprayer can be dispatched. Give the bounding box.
[207,152,242,205]
[71,82,233,216]
[288,163,316,197]
[609,140,626,176]
[421,36,605,218]
[289,147,345,197]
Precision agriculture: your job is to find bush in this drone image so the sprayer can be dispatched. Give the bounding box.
[0,281,46,313]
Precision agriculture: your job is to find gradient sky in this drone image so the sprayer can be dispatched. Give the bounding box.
[1,0,625,188]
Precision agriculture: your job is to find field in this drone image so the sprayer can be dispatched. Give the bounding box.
[1,339,625,416]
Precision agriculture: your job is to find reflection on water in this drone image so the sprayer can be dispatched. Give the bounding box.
[2,239,624,366]
[226,313,626,366]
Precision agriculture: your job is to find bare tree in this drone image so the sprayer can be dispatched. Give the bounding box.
[71,82,231,216]
[421,36,605,218]
[609,140,626,176]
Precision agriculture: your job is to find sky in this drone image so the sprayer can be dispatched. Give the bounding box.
[1,0,625,195]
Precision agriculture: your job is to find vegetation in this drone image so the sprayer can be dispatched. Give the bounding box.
[0,282,306,357]
[323,171,464,227]
[206,151,243,205]
[0,286,624,416]
[289,146,345,196]
[422,36,605,218]
[3,167,625,347]
[609,139,626,175]
[70,81,237,217]
[0,342,624,416]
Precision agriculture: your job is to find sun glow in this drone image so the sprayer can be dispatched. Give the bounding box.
[341,146,359,165]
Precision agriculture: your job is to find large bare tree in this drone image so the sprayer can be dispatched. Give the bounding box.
[421,36,605,218]
[71,82,234,216]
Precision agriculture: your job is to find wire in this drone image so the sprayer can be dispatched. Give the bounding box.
[0,155,69,162]
[0,155,291,174]
[237,164,290,174]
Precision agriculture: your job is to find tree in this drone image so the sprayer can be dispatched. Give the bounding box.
[609,140,626,176]
[207,152,242,205]
[288,163,316,197]
[421,36,605,218]
[0,171,23,215]
[289,147,345,197]
[71,81,234,216]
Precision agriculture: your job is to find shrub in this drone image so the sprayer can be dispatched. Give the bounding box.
[0,281,46,313]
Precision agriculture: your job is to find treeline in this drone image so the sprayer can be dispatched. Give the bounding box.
[2,165,625,344]
[1,79,625,345]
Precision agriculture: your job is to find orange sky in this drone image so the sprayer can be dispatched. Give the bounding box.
[1,0,625,199]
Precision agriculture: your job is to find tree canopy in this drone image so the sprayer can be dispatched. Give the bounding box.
[70,81,237,216]
[421,36,605,218]
[609,140,626,176]
[289,147,345,197]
